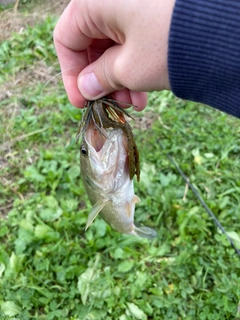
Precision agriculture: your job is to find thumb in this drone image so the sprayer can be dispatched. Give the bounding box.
[77,45,126,100]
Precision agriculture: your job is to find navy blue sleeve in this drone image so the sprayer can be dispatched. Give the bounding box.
[168,0,240,118]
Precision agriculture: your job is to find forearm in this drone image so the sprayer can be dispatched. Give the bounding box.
[168,0,240,118]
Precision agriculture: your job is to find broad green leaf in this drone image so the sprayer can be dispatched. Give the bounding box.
[24,166,45,182]
[226,231,240,248]
[204,153,215,158]
[86,309,107,320]
[112,247,124,259]
[4,252,25,276]
[0,226,9,237]
[77,254,101,305]
[126,302,147,320]
[0,249,9,266]
[45,195,58,208]
[135,271,147,287]
[219,196,230,209]
[39,207,63,221]
[117,260,134,273]
[0,263,5,278]
[34,224,60,242]
[94,219,107,237]
[159,172,175,187]
[68,165,80,180]
[77,267,99,305]
[14,227,35,254]
[0,301,21,316]
[19,218,34,231]
[140,162,156,189]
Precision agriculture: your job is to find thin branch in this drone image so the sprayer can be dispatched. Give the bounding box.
[14,0,20,12]
[0,127,48,151]
[158,139,240,257]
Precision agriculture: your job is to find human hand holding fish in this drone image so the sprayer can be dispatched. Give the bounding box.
[54,0,169,237]
[78,98,157,238]
[54,0,174,109]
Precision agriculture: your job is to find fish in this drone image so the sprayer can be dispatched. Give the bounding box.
[77,98,140,181]
[80,120,157,238]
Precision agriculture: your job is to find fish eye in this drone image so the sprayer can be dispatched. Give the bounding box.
[81,146,87,156]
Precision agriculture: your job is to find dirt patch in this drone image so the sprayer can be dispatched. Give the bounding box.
[0,0,71,218]
[0,0,70,41]
[134,111,158,131]
[0,59,59,146]
[0,60,58,102]
[0,0,15,4]
[0,0,68,127]
[0,0,69,109]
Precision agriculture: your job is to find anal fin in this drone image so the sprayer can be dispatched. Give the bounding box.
[85,199,109,231]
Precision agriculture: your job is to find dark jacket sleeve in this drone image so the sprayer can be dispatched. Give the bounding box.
[168,0,240,118]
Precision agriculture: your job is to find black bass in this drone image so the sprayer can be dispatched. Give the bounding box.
[77,98,140,181]
[80,121,157,238]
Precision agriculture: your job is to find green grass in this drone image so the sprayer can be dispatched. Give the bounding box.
[0,4,240,320]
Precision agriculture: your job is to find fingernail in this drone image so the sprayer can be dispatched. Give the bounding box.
[78,72,104,99]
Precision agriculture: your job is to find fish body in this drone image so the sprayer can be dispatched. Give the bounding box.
[77,98,140,181]
[80,121,156,238]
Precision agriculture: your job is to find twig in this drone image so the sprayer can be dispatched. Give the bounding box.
[183,181,189,201]
[0,203,13,212]
[0,177,24,201]
[158,116,170,130]
[0,127,48,151]
[14,0,20,12]
[10,186,24,201]
[158,139,240,257]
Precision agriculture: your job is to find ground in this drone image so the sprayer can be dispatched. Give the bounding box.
[0,0,70,216]
[0,1,240,319]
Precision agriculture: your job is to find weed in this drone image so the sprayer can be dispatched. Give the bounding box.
[0,2,240,319]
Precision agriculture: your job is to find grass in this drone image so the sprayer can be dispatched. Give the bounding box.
[0,2,240,319]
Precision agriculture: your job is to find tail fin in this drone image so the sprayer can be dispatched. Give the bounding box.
[132,225,157,239]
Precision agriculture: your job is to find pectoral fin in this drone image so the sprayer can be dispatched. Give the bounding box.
[85,199,109,231]
[133,195,141,203]
[125,195,141,218]
[132,226,157,239]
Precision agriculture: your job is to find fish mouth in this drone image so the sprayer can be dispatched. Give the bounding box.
[85,121,108,152]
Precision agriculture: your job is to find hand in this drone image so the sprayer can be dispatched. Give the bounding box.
[54,0,175,109]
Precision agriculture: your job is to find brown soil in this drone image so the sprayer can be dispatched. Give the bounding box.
[0,0,70,217]
[0,0,70,42]
[0,0,70,106]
